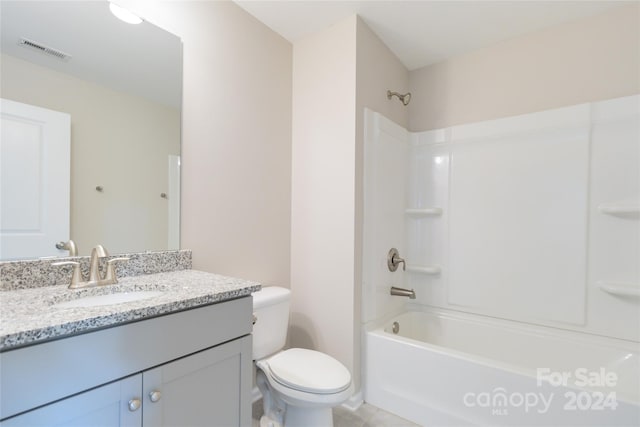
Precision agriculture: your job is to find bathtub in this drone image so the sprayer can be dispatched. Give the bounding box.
[363,309,640,426]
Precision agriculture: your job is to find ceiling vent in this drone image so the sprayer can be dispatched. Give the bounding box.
[18,38,71,61]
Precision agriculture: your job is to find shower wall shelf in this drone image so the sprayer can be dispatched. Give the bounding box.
[406,265,441,275]
[597,203,640,218]
[598,282,640,298]
[405,208,443,217]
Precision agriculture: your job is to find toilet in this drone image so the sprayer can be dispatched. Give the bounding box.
[252,286,353,427]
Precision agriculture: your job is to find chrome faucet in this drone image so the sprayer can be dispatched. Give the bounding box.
[390,286,416,299]
[53,245,129,289]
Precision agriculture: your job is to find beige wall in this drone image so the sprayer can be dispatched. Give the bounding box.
[124,0,293,286]
[290,15,358,387]
[409,4,640,131]
[289,15,408,397]
[356,20,410,130]
[354,18,409,393]
[1,53,179,256]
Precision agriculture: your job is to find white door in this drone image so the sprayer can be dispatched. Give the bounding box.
[0,98,70,259]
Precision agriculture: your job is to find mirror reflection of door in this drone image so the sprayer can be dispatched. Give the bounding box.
[0,98,70,259]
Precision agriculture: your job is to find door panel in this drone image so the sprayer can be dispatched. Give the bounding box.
[0,98,70,259]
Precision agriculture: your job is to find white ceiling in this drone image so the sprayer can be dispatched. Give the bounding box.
[0,1,182,108]
[234,0,629,71]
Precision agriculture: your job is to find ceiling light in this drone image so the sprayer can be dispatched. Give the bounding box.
[109,2,142,25]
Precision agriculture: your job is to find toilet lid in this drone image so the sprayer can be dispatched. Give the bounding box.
[266,348,351,394]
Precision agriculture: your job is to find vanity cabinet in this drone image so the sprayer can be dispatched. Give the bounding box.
[0,297,253,427]
[1,375,141,426]
[2,336,250,427]
[142,336,249,426]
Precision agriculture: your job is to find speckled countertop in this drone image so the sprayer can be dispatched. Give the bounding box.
[0,270,261,351]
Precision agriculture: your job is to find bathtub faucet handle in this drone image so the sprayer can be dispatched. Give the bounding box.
[387,248,406,272]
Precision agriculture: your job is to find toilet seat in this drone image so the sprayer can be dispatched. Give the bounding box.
[265,348,351,394]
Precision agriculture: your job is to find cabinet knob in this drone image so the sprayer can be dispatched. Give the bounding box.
[149,390,162,403]
[128,398,142,412]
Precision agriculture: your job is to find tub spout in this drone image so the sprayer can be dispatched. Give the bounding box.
[390,286,415,299]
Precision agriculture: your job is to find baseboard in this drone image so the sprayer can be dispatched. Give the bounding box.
[341,390,364,411]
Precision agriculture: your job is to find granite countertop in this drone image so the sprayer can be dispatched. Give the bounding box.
[0,269,261,351]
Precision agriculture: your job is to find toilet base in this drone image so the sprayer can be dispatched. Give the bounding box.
[284,405,333,427]
[259,405,333,427]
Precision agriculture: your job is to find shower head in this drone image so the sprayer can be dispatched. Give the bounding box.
[387,90,411,106]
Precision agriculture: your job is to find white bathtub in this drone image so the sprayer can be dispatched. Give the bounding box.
[364,309,640,426]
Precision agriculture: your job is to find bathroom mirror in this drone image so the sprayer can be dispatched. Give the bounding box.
[0,1,182,259]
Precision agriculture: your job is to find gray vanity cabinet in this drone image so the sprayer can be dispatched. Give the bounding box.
[0,375,142,426]
[143,336,251,426]
[2,336,251,427]
[0,297,253,427]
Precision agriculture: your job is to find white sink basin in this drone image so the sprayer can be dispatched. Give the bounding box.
[54,291,164,309]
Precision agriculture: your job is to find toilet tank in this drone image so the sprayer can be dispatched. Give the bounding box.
[252,286,290,360]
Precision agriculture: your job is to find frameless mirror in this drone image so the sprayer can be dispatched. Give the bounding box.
[0,1,182,259]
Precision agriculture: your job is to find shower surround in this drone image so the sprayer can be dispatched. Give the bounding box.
[361,95,640,425]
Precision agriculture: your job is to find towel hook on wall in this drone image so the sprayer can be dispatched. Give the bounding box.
[387,90,411,106]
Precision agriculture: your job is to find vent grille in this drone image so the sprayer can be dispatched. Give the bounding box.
[18,38,71,61]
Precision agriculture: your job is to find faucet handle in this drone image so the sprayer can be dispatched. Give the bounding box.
[387,248,406,272]
[52,261,83,288]
[105,257,130,284]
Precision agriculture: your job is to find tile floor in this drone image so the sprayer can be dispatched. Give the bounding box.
[252,399,420,427]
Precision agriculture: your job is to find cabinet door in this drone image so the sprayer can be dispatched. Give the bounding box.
[0,375,141,427]
[143,335,252,427]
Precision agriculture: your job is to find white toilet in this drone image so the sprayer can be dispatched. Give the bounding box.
[252,286,353,427]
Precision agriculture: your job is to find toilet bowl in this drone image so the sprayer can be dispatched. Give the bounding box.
[252,287,353,427]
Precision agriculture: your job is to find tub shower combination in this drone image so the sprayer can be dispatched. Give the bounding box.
[361,95,640,426]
